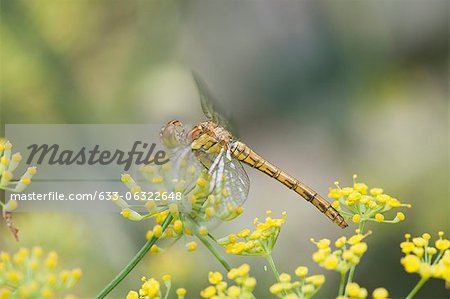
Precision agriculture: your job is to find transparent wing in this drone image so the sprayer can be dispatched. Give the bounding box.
[190,146,250,226]
[139,142,249,227]
[192,71,239,136]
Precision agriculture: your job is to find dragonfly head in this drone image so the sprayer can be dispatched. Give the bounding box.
[160,120,186,148]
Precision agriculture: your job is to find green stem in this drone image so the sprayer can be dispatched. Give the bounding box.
[266,254,289,297]
[95,214,173,299]
[265,254,281,282]
[405,277,428,299]
[338,272,346,296]
[197,234,231,271]
[346,221,366,287]
[346,266,356,286]
[358,221,366,234]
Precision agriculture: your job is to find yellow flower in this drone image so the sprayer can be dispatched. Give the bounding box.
[436,232,450,251]
[372,287,389,299]
[270,266,325,298]
[199,226,209,237]
[342,187,354,196]
[400,241,415,254]
[323,255,339,270]
[305,275,325,286]
[173,220,183,234]
[0,140,37,193]
[0,248,81,297]
[346,282,361,297]
[269,283,283,295]
[186,241,198,252]
[352,214,361,223]
[295,266,308,278]
[328,188,343,199]
[119,154,248,255]
[350,243,368,256]
[126,291,139,299]
[279,273,291,283]
[412,237,427,247]
[335,237,347,248]
[208,272,223,284]
[329,176,409,228]
[354,182,368,194]
[150,245,160,254]
[396,212,405,221]
[227,285,241,297]
[400,231,450,289]
[201,264,257,298]
[419,263,432,279]
[370,188,384,196]
[200,286,216,298]
[218,211,286,256]
[140,278,160,298]
[375,213,384,222]
[128,275,187,299]
[176,288,187,296]
[401,254,421,273]
[312,231,370,275]
[317,239,331,249]
[153,225,163,237]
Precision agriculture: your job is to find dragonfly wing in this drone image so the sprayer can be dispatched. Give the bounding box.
[138,141,249,227]
[190,147,250,225]
[192,71,239,137]
[139,144,202,198]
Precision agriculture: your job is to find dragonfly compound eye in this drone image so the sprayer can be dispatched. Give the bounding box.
[160,120,185,148]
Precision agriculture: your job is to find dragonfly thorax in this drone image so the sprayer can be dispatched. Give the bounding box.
[188,120,233,149]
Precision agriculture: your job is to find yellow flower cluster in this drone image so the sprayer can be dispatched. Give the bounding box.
[311,230,371,274]
[0,140,37,211]
[269,266,325,299]
[400,232,450,286]
[200,264,256,299]
[116,152,244,253]
[126,274,186,299]
[217,211,287,256]
[336,283,389,299]
[328,175,410,226]
[0,247,81,299]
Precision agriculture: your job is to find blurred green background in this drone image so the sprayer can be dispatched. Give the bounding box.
[0,0,448,298]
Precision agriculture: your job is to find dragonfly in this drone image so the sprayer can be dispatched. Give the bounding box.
[159,73,348,229]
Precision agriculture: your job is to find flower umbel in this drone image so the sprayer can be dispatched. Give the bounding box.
[0,139,38,240]
[200,264,256,299]
[335,282,389,299]
[329,175,410,227]
[217,210,287,256]
[117,152,244,253]
[126,275,187,299]
[0,139,37,194]
[311,230,371,275]
[269,266,325,299]
[401,232,450,289]
[0,247,81,299]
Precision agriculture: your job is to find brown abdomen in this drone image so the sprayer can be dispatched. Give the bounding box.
[230,141,347,228]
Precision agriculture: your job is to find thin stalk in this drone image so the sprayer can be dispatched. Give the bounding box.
[197,234,231,271]
[265,254,281,282]
[346,221,366,286]
[95,214,173,299]
[346,266,356,286]
[266,254,289,297]
[405,277,428,299]
[338,272,346,296]
[358,222,366,234]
